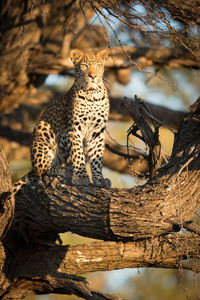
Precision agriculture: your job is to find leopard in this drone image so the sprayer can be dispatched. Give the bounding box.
[22,49,111,189]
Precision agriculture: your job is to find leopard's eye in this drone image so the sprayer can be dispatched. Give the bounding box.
[81,63,89,70]
[96,63,102,68]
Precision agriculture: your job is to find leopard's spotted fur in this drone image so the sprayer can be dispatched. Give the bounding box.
[21,49,111,189]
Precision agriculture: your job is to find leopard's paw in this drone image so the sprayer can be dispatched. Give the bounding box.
[93,177,111,188]
[72,174,91,186]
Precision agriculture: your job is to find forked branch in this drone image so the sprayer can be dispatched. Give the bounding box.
[121,96,162,177]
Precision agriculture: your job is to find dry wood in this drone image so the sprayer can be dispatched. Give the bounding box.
[121,96,162,178]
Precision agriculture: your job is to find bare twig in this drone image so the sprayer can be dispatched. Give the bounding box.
[105,143,145,159]
[166,219,200,235]
[121,96,162,178]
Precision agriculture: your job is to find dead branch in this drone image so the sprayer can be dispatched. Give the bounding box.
[105,143,146,160]
[122,96,162,177]
[167,219,200,235]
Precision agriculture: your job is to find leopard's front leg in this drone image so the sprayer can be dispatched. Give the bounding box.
[67,127,90,186]
[86,128,111,188]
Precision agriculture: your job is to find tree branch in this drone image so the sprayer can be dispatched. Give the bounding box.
[166,219,200,235]
[121,96,162,177]
[2,273,121,300]
[30,45,200,74]
[3,233,200,299]
[12,235,200,278]
[105,143,145,160]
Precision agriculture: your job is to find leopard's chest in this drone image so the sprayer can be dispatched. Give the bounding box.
[72,91,109,138]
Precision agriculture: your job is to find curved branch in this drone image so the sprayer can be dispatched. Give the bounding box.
[122,96,162,177]
[2,273,121,300]
[105,143,145,160]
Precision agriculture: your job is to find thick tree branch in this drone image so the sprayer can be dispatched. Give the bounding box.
[3,232,200,299]
[12,235,200,278]
[106,45,200,69]
[3,233,200,299]
[2,273,121,300]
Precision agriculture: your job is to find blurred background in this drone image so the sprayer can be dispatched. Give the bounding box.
[1,0,200,299]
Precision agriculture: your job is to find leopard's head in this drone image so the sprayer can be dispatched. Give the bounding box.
[71,49,108,90]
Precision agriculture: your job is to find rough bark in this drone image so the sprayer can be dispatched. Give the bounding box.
[0,98,199,299]
[11,235,200,277]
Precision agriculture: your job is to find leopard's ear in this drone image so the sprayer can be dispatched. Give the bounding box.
[71,50,84,65]
[97,50,108,64]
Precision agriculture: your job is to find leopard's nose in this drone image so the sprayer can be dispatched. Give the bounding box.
[88,72,97,79]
